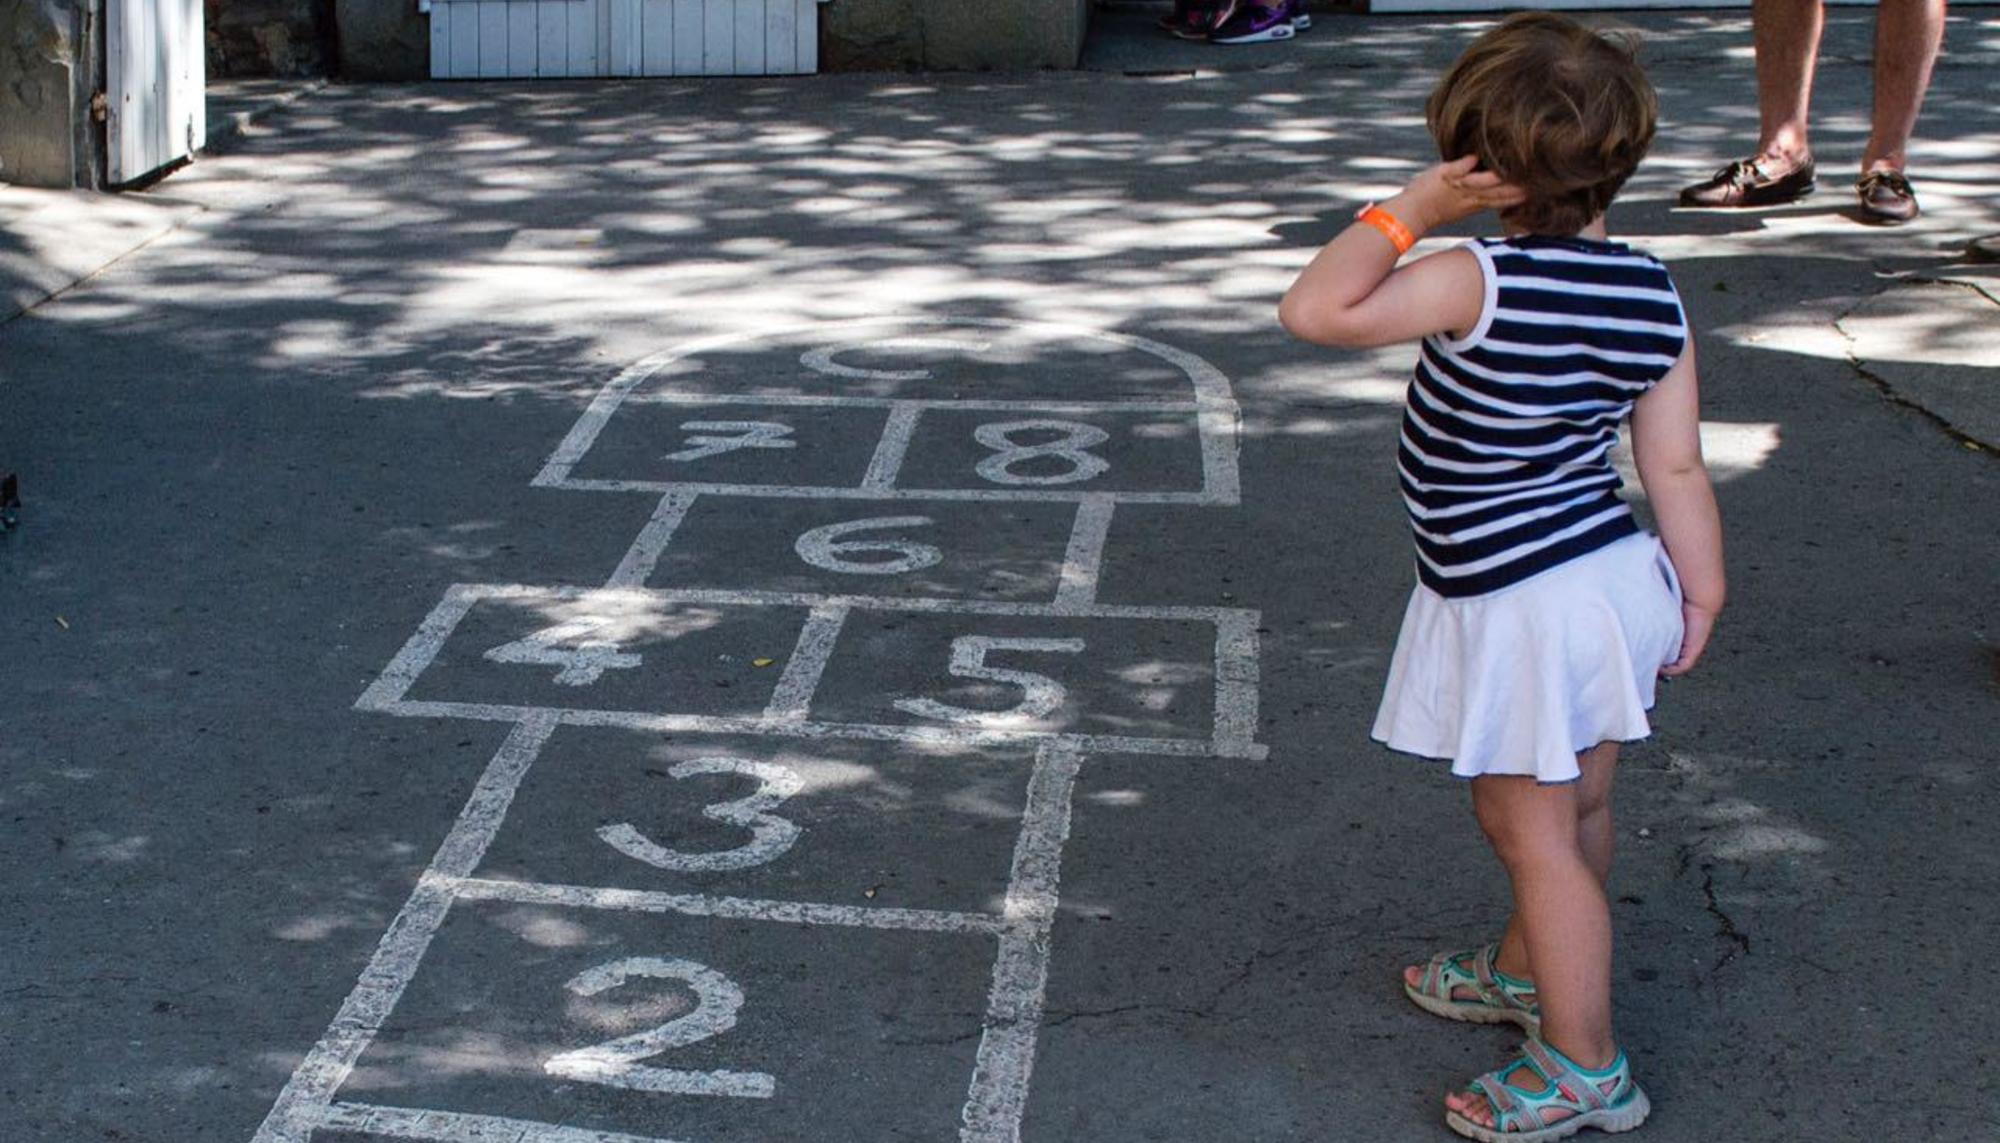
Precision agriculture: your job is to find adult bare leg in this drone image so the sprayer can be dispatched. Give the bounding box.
[1862,0,1946,174]
[1753,0,1826,170]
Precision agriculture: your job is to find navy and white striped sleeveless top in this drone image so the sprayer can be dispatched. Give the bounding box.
[1400,235,1687,598]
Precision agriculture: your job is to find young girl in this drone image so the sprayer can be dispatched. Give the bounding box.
[1279,13,1725,1141]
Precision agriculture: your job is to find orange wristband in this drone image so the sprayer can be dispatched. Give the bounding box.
[1357,204,1416,254]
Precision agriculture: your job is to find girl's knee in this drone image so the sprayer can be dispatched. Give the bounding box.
[1473,786,1585,868]
[1472,794,1512,846]
[1576,786,1613,824]
[1575,742,1620,819]
[1476,806,1553,866]
[1487,830,1585,875]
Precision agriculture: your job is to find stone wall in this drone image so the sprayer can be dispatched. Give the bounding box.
[823,0,1091,71]
[205,0,335,76]
[0,0,98,188]
[333,0,424,80]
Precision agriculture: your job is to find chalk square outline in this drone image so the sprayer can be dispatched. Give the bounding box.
[263,320,1263,1142]
[530,317,1245,507]
[321,885,1004,1141]
[556,397,897,494]
[356,583,1267,760]
[456,727,1046,925]
[254,723,1084,1143]
[629,491,1085,604]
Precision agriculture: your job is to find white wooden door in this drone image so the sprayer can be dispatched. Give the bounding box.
[430,0,821,79]
[106,0,206,185]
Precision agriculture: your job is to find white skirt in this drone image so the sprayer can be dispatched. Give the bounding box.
[1371,531,1685,784]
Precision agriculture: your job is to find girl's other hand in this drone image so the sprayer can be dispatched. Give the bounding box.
[1400,155,1527,230]
[1662,601,1717,677]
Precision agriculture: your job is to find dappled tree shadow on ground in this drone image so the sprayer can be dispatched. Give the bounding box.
[1,8,1996,1140]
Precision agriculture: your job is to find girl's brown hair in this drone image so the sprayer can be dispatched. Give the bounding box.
[1426,12,1658,235]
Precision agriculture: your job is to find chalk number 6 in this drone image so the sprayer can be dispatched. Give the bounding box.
[795,516,943,576]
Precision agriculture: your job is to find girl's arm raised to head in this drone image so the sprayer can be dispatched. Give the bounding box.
[1630,340,1726,676]
[1279,156,1523,349]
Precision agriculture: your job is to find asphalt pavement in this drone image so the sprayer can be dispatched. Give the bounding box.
[3,8,1997,1142]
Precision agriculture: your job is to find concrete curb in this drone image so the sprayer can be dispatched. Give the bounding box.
[202,78,329,155]
[0,79,323,324]
[0,188,201,323]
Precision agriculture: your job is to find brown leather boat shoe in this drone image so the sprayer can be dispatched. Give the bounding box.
[1678,156,1817,208]
[1856,169,1920,226]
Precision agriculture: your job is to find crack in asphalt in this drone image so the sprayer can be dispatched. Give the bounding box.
[1674,837,1750,975]
[1833,285,1997,456]
[1043,1001,1217,1027]
[1698,864,1753,973]
[884,1000,1222,1048]
[895,917,1342,1046]
[1925,273,2000,310]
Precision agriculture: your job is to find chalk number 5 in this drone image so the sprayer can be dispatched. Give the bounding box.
[896,635,1084,726]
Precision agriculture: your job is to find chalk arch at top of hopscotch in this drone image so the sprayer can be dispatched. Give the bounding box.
[531,316,1245,505]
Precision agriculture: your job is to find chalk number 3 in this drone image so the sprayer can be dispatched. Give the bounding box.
[598,758,804,873]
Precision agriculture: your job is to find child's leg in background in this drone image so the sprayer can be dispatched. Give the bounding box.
[1469,762,1618,1069]
[1493,742,1619,980]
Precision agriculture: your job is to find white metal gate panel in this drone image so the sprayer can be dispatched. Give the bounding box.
[106,0,206,185]
[431,0,603,78]
[430,0,820,78]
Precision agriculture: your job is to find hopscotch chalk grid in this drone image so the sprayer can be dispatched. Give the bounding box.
[254,318,1265,1143]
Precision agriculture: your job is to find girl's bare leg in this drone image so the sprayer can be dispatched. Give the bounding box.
[1447,768,1618,1128]
[1493,742,1618,978]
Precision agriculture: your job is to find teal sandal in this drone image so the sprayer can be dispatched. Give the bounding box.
[1405,944,1541,1032]
[1447,1039,1651,1142]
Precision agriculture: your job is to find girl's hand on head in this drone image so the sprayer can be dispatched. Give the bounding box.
[1661,601,1718,677]
[1403,155,1527,229]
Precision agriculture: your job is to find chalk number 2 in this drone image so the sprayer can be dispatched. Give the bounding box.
[546,956,774,1099]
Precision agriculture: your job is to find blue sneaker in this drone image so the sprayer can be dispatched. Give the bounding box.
[1290,0,1312,32]
[1208,0,1296,44]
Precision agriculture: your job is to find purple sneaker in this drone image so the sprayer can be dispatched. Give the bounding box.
[1208,0,1296,44]
[1290,0,1312,31]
